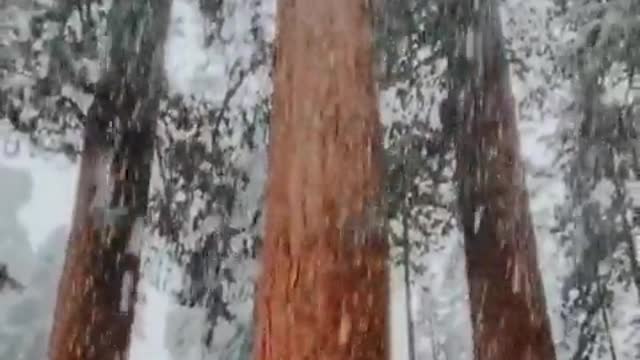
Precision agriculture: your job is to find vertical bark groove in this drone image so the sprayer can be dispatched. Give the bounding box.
[253,1,388,359]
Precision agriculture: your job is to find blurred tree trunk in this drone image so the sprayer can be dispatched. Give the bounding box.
[253,1,388,359]
[401,154,417,360]
[451,1,557,359]
[48,0,171,359]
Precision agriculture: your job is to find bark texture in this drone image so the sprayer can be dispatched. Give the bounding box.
[253,1,388,359]
[453,1,557,359]
[48,1,171,359]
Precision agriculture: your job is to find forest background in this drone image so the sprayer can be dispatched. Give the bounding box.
[2,0,640,359]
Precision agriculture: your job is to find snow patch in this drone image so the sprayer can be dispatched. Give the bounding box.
[120,270,134,313]
[129,279,173,360]
[0,130,77,252]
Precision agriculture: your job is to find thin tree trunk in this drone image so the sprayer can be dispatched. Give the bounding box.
[598,279,618,360]
[453,1,556,359]
[402,222,417,360]
[621,180,640,301]
[253,1,388,359]
[48,1,171,359]
[401,164,417,360]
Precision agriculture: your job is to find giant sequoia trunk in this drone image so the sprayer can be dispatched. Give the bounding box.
[48,1,171,359]
[253,1,388,359]
[452,1,557,359]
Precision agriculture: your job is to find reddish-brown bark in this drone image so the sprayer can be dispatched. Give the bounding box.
[253,1,388,359]
[48,1,170,359]
[48,128,149,360]
[453,2,557,359]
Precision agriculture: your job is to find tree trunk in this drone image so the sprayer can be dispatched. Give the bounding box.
[253,1,388,359]
[48,1,171,359]
[401,160,417,360]
[402,217,417,360]
[452,1,557,359]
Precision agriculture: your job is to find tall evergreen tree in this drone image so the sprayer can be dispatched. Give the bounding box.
[144,1,273,356]
[1,0,112,156]
[448,1,557,358]
[253,0,389,358]
[554,1,640,358]
[47,0,171,358]
[377,1,464,357]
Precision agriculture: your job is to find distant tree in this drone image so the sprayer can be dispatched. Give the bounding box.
[554,1,640,358]
[253,0,388,358]
[376,1,465,357]
[0,0,112,157]
[144,1,272,356]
